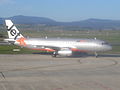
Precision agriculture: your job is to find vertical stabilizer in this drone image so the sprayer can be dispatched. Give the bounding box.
[5,20,24,40]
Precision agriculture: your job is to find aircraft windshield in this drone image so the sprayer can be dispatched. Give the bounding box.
[101,42,109,45]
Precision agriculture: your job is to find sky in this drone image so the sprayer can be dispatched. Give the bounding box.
[0,0,120,22]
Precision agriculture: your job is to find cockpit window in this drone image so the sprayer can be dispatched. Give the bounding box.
[101,42,109,45]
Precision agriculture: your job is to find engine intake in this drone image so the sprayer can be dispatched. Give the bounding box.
[58,50,72,56]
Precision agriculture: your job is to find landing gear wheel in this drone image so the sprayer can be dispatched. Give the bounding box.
[52,51,57,57]
[95,52,98,58]
[52,54,57,57]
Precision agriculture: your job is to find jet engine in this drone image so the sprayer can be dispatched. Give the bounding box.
[58,50,72,56]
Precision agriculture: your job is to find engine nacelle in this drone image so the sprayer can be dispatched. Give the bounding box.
[58,50,72,56]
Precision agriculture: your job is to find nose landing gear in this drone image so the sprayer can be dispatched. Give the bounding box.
[95,52,98,58]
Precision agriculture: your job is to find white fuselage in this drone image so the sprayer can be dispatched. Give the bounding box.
[15,38,112,52]
[5,20,112,57]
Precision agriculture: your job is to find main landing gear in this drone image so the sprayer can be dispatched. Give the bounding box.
[94,52,98,58]
[52,51,58,57]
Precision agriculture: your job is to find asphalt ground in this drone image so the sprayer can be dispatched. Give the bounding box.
[0,54,120,90]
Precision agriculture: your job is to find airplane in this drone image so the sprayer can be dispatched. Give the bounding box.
[4,20,112,57]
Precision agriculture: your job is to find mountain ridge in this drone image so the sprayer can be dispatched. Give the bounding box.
[1,15,120,30]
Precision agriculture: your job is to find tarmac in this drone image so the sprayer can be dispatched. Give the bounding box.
[0,54,120,90]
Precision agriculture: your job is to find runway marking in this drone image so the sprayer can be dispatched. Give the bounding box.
[0,72,5,79]
[5,62,81,72]
[0,59,83,73]
[0,58,118,74]
[97,59,118,69]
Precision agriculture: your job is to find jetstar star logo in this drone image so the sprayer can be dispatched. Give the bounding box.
[17,37,26,46]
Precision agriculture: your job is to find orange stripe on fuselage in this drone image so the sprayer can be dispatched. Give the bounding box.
[31,48,87,52]
[31,48,55,52]
[16,37,27,46]
[71,48,88,52]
